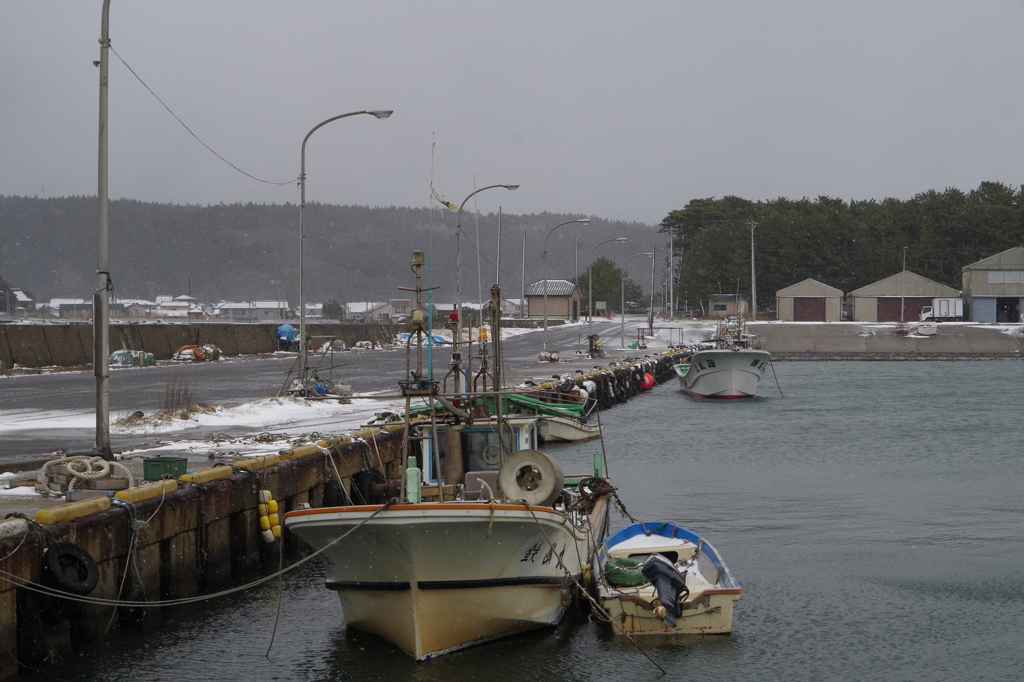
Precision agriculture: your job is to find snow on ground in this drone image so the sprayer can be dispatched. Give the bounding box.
[0,395,406,461]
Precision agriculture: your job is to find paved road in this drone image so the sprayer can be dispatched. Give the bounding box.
[0,317,656,464]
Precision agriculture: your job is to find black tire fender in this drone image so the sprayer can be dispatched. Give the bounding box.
[42,542,99,596]
[118,585,146,625]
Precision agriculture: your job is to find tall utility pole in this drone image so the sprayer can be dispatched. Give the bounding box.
[648,245,657,335]
[94,0,113,458]
[668,228,674,319]
[750,221,757,321]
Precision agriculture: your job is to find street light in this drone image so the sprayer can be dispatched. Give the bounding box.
[587,237,627,340]
[622,252,654,350]
[542,218,590,353]
[454,184,519,349]
[297,110,392,389]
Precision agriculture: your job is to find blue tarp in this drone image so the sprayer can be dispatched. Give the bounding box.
[276,324,296,342]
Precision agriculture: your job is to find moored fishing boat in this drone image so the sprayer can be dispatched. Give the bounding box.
[674,347,770,398]
[592,521,741,635]
[675,316,770,398]
[284,253,612,660]
[538,415,601,442]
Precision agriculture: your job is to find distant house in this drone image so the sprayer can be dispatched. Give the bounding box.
[215,300,289,321]
[345,302,388,322]
[776,279,844,322]
[154,295,195,318]
[119,299,158,317]
[962,246,1024,322]
[502,298,525,318]
[708,294,749,319]
[388,299,412,320]
[525,280,581,321]
[46,298,125,319]
[848,271,959,323]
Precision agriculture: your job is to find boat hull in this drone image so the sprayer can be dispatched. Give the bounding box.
[538,416,601,443]
[285,501,609,659]
[674,349,770,398]
[594,521,741,635]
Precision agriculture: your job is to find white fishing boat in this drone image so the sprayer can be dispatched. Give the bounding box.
[675,316,770,398]
[674,348,770,398]
[284,255,612,660]
[592,521,741,635]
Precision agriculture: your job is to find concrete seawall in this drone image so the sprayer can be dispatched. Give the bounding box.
[750,322,1024,358]
[0,322,410,370]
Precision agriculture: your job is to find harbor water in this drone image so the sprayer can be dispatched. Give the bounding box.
[26,361,1024,681]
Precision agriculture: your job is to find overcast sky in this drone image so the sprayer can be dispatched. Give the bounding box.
[4,1,1024,226]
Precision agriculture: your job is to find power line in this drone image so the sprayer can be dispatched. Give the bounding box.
[110,47,294,186]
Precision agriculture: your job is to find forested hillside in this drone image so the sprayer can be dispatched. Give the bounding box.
[7,182,1023,311]
[0,196,655,303]
[661,181,1024,311]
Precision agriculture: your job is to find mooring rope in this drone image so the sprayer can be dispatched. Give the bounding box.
[0,499,397,609]
[520,502,667,676]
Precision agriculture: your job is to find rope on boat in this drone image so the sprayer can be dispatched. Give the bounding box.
[519,502,667,676]
[769,361,786,397]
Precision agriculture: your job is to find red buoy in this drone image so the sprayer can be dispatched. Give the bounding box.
[641,373,655,390]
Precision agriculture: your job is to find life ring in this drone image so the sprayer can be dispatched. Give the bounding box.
[605,556,647,587]
[497,450,564,507]
[42,542,99,596]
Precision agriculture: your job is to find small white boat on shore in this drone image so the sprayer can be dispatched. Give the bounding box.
[592,521,741,635]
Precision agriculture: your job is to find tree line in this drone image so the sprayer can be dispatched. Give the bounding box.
[659,181,1024,312]
[0,195,658,304]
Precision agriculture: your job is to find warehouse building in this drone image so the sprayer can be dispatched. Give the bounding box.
[962,246,1024,322]
[848,271,959,323]
[776,279,843,321]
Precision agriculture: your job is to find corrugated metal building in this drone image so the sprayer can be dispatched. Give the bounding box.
[848,271,959,322]
[525,280,581,321]
[776,279,843,321]
[962,246,1024,322]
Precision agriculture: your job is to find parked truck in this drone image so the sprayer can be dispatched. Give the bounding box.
[919,297,963,322]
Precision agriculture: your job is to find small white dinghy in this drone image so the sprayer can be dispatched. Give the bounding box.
[592,521,741,635]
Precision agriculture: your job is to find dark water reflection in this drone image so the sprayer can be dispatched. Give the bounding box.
[28,361,1024,681]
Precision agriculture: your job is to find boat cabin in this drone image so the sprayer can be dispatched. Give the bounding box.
[417,417,540,489]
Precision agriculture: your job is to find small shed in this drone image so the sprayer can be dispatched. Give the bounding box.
[776,279,843,321]
[525,280,581,321]
[848,271,959,323]
[708,294,749,319]
[962,246,1024,322]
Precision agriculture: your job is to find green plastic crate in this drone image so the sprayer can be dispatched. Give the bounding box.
[143,456,188,481]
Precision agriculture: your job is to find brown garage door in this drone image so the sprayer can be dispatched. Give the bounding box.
[876,298,903,322]
[877,297,935,322]
[793,297,826,321]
